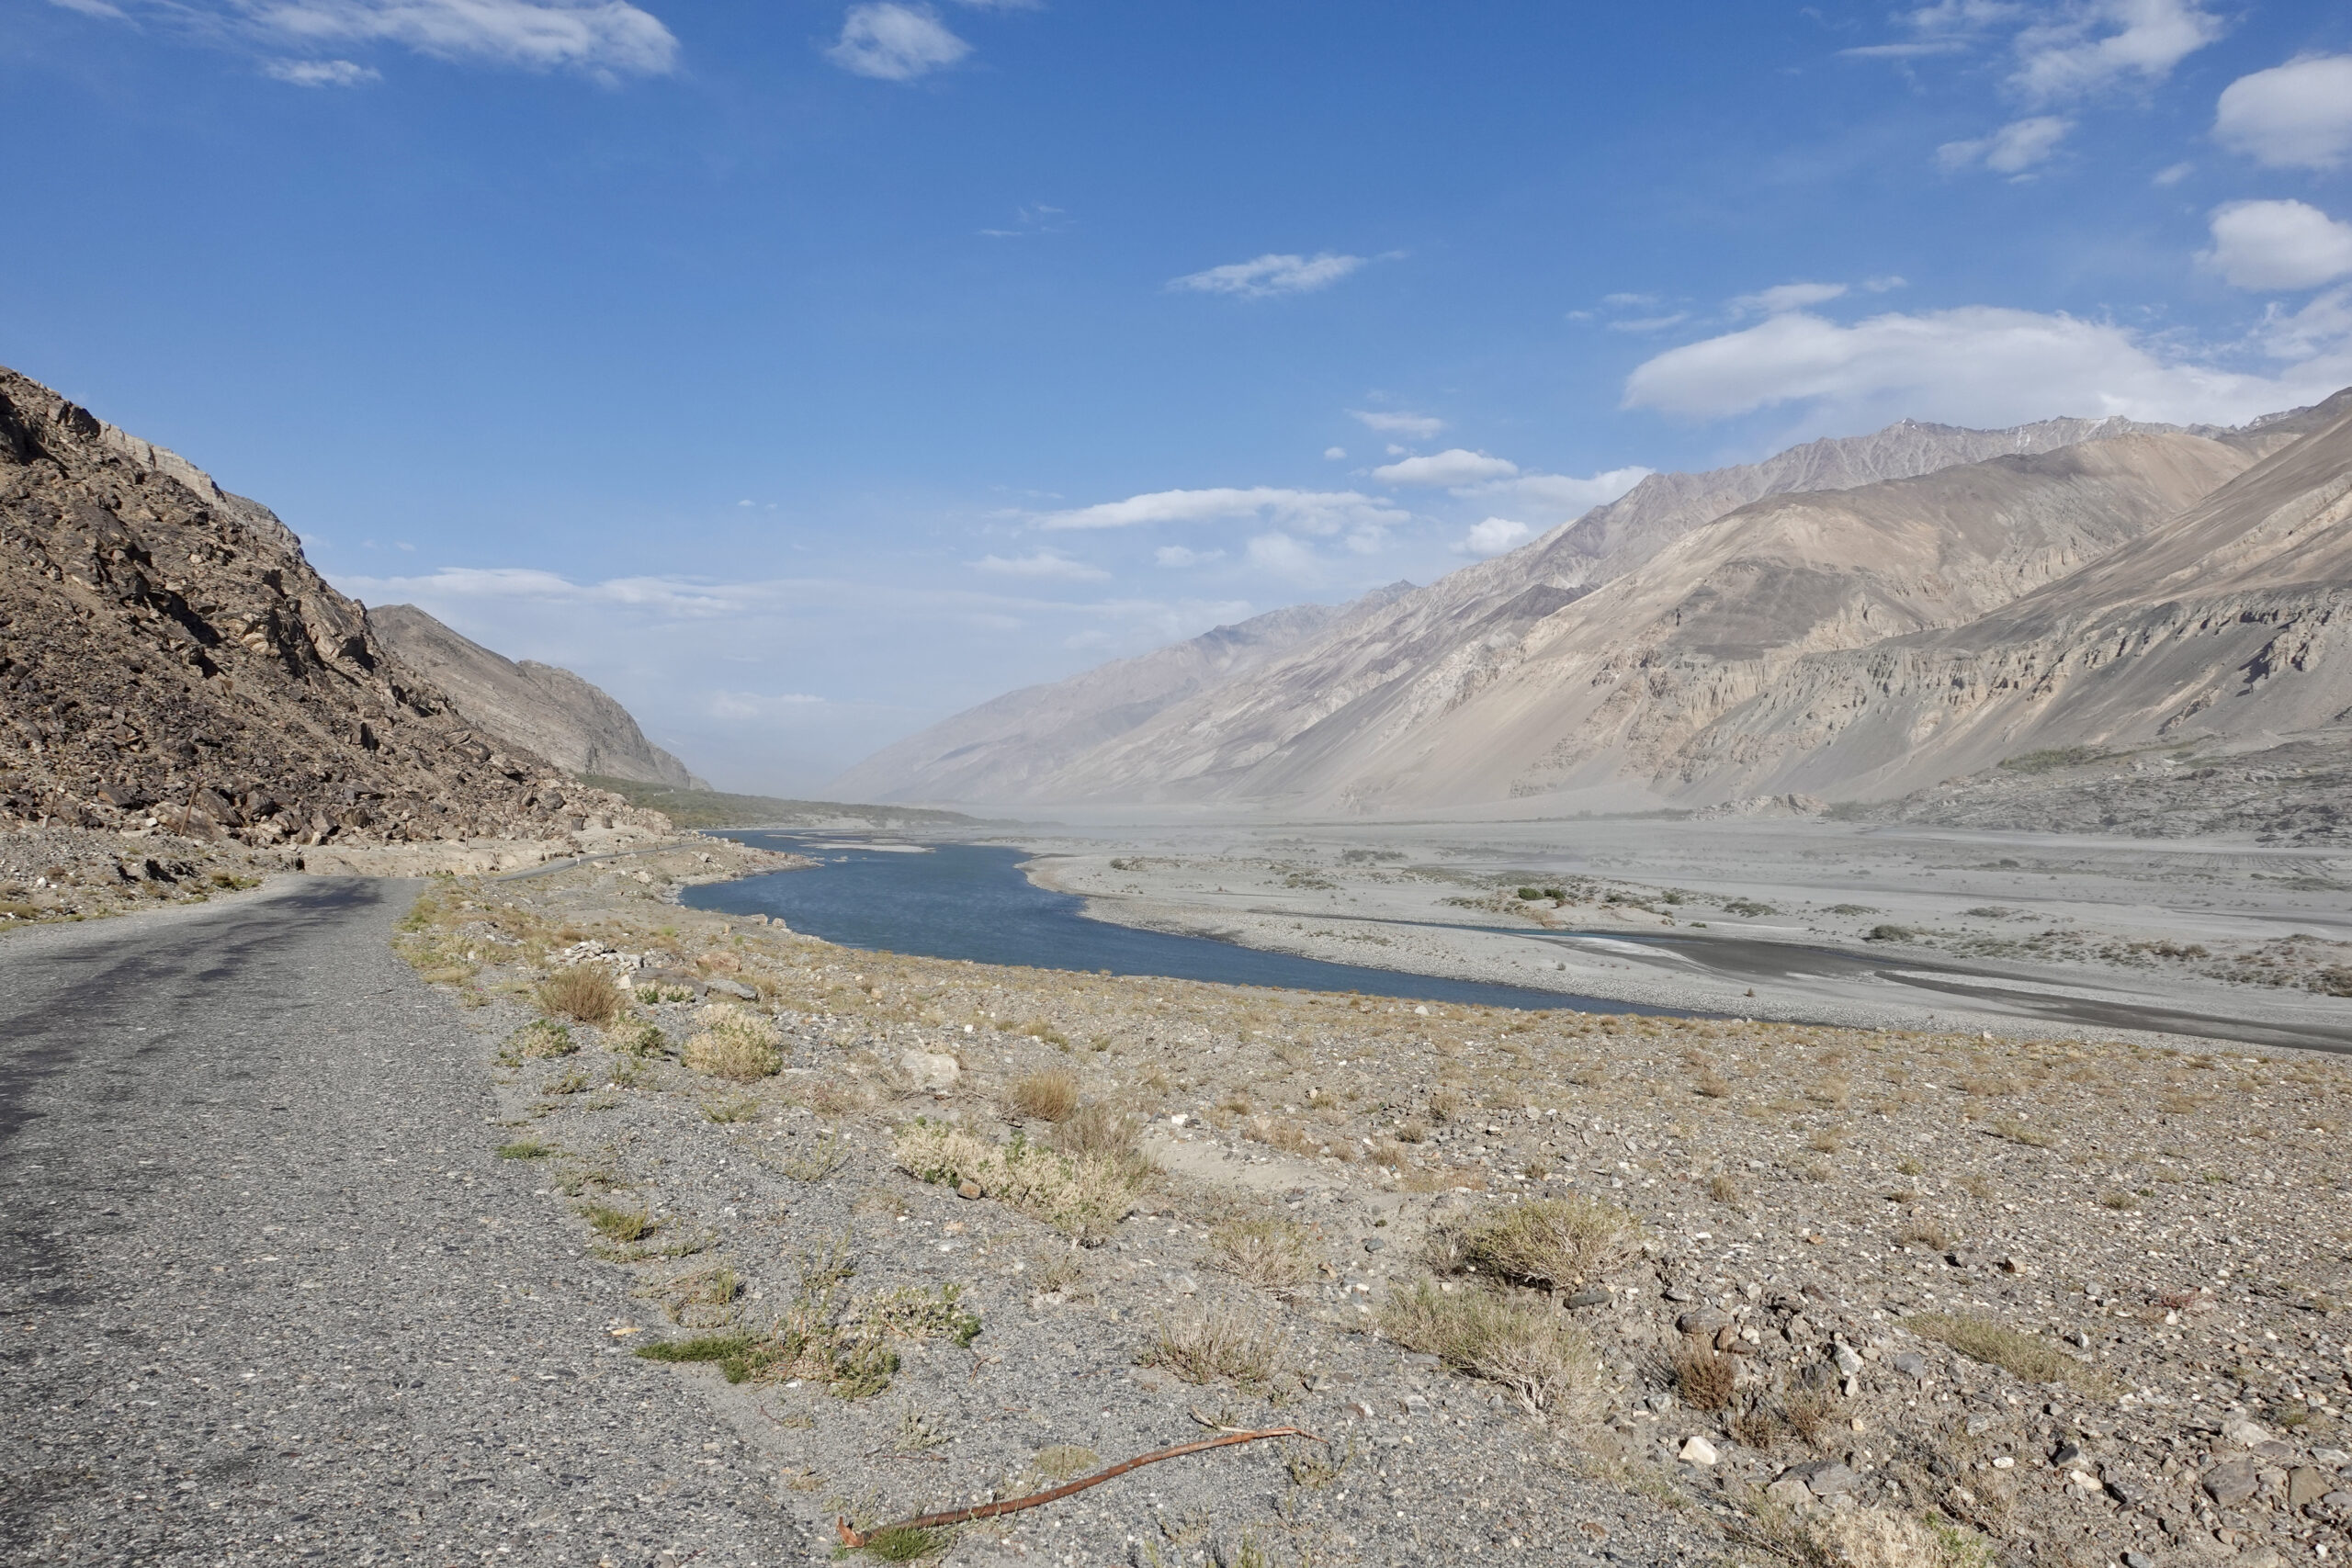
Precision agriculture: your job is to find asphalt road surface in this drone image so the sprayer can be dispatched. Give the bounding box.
[0,878,798,1566]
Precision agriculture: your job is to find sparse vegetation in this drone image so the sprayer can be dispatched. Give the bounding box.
[1672,1340,1737,1411]
[1904,1311,2102,1393]
[1440,1195,1638,1293]
[894,1119,1147,1241]
[1006,1067,1080,1122]
[1142,1303,1288,1389]
[681,1003,782,1081]
[1208,1215,1315,1290]
[1378,1280,1602,1418]
[537,964,626,1025]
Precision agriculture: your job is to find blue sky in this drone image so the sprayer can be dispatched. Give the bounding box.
[7,0,2352,791]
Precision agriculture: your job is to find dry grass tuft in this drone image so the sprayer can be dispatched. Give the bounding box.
[1006,1068,1081,1122]
[1444,1195,1638,1292]
[1378,1280,1603,1418]
[1904,1311,2104,1393]
[1672,1339,1737,1411]
[1739,1500,1994,1568]
[1141,1303,1288,1389]
[538,964,626,1026]
[1894,1218,1949,1251]
[894,1119,1146,1241]
[682,1004,783,1082]
[1208,1216,1314,1290]
[1990,1119,2055,1150]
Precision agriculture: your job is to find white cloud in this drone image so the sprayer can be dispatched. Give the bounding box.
[1606,313,1690,333]
[47,0,129,17]
[1454,518,1532,557]
[1154,545,1223,569]
[969,548,1110,581]
[1347,408,1444,438]
[241,0,677,74]
[707,690,827,720]
[1464,468,1653,516]
[2215,55,2352,171]
[2153,160,2194,186]
[1036,486,1405,536]
[2200,200,2352,292]
[1244,533,1318,580]
[2011,0,2222,102]
[2256,287,2352,364]
[1938,115,2072,174]
[825,2,967,80]
[1372,448,1519,487]
[1622,303,2352,428]
[1169,253,1365,299]
[264,55,379,83]
[1321,446,1346,460]
[1733,281,1849,315]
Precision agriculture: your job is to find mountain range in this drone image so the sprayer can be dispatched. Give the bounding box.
[0,366,695,847]
[839,396,2352,818]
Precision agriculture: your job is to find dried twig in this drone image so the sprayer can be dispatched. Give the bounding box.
[833,1424,1322,1549]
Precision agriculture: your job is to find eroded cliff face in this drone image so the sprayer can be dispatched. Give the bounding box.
[0,366,662,847]
[1664,393,2352,807]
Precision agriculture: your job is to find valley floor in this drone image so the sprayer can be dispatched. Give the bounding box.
[1015,818,2352,1055]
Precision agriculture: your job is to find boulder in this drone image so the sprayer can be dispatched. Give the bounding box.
[900,1050,960,1090]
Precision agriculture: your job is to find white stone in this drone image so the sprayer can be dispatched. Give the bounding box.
[899,1050,960,1090]
[1679,1437,1719,1466]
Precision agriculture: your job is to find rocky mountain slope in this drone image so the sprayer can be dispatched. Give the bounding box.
[830,588,1409,804]
[844,412,2245,808]
[0,366,661,849]
[371,603,706,791]
[1668,389,2352,806]
[1045,428,2272,811]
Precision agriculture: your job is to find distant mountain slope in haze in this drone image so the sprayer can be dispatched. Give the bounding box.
[843,413,2205,807]
[1057,431,2259,811]
[829,587,1411,804]
[1018,414,2231,809]
[370,604,706,791]
[1666,387,2352,804]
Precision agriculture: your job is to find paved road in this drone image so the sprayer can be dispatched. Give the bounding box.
[0,878,798,1566]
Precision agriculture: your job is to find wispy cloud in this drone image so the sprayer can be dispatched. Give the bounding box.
[243,0,678,75]
[1154,545,1223,568]
[1732,281,1849,315]
[826,2,968,80]
[1453,518,1531,557]
[2215,55,2352,171]
[2011,0,2222,103]
[1168,252,1365,299]
[1937,115,2072,174]
[1622,302,2352,428]
[1347,408,1444,438]
[969,548,1110,581]
[263,55,379,84]
[1035,486,1405,536]
[1371,448,1519,487]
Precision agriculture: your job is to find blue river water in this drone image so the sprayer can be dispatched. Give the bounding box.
[681,834,1684,1015]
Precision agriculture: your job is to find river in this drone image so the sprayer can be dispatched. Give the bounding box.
[680,834,1685,1015]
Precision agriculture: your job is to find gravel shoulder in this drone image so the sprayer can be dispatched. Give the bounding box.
[0,875,799,1565]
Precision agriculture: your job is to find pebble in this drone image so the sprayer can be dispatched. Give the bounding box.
[1363,1236,1385,1252]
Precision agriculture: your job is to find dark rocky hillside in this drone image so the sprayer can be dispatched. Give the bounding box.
[0,366,659,848]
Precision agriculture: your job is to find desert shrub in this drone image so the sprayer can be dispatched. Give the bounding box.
[1894,1219,1949,1251]
[1673,1340,1737,1411]
[1427,1089,1464,1123]
[1904,1312,2103,1393]
[682,1003,782,1082]
[538,964,626,1025]
[1378,1280,1601,1418]
[894,1120,1145,1242]
[1051,1100,1148,1168]
[1142,1303,1289,1389]
[1863,925,1916,942]
[1006,1068,1080,1122]
[501,1019,577,1062]
[1990,1119,2054,1149]
[1740,1501,1995,1568]
[1444,1195,1637,1292]
[1209,1216,1314,1290]
[1694,1071,1733,1099]
[1707,1172,1741,1204]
